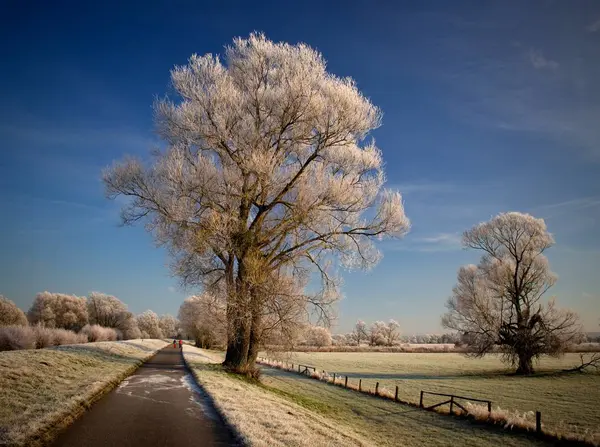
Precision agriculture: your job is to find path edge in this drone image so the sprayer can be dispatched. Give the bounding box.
[180,349,247,447]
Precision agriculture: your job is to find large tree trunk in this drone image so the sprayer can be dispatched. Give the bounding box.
[247,309,262,368]
[223,260,253,372]
[515,352,534,375]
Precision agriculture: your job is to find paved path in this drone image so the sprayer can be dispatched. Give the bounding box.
[52,346,238,447]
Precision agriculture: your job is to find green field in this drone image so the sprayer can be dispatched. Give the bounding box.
[263,352,599,439]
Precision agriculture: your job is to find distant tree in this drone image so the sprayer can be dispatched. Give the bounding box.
[178,294,226,349]
[331,333,348,346]
[136,310,163,339]
[381,319,401,346]
[352,320,368,346]
[442,212,582,374]
[0,295,28,326]
[103,33,410,373]
[304,326,332,347]
[368,321,387,346]
[87,292,135,336]
[28,292,88,331]
[159,315,179,338]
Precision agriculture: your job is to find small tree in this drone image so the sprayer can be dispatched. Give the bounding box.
[136,310,164,339]
[442,212,582,374]
[28,292,88,331]
[381,319,400,346]
[0,296,28,327]
[352,320,368,346]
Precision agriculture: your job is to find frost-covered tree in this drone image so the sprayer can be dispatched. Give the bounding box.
[0,295,28,327]
[352,320,368,346]
[303,325,332,347]
[442,212,582,374]
[28,292,88,331]
[136,310,164,339]
[87,292,134,332]
[159,314,179,338]
[103,34,410,372]
[368,321,387,346]
[381,319,401,346]
[178,294,226,348]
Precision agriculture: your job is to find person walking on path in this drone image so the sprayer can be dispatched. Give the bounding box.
[178,339,183,350]
[173,339,177,349]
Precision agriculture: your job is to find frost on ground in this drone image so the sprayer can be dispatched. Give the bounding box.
[0,339,166,446]
[182,345,373,447]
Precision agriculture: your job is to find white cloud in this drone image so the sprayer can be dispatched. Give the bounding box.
[528,48,559,70]
[383,232,463,253]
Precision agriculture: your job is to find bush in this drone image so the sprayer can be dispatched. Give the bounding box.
[0,296,28,326]
[80,324,118,342]
[53,328,88,345]
[0,326,36,351]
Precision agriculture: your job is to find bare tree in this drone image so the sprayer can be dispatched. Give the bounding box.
[381,319,401,346]
[0,295,28,327]
[136,310,164,339]
[442,212,582,374]
[28,292,88,331]
[103,34,410,372]
[352,320,368,346]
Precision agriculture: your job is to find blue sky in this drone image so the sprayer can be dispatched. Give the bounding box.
[1,1,599,333]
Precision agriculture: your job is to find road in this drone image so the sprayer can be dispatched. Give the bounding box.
[52,346,239,446]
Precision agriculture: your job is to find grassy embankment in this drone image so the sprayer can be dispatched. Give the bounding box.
[268,352,600,443]
[0,339,166,446]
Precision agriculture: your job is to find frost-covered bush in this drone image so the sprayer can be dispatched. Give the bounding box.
[80,324,118,342]
[0,326,36,351]
[303,326,332,347]
[0,296,28,326]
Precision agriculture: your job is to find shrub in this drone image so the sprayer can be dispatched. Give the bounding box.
[80,324,118,342]
[53,328,88,345]
[0,296,28,326]
[0,326,36,351]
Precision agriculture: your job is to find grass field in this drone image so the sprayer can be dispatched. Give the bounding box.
[193,348,551,446]
[266,352,600,440]
[0,339,166,446]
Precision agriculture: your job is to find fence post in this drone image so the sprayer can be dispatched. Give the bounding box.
[395,386,399,402]
[291,363,293,370]
[359,379,362,392]
[536,411,541,434]
[345,376,348,388]
[450,396,454,414]
[298,364,300,373]
[487,401,491,414]
[375,382,379,395]
[419,391,424,408]
[333,373,336,384]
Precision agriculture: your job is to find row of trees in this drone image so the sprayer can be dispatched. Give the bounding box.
[0,293,180,340]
